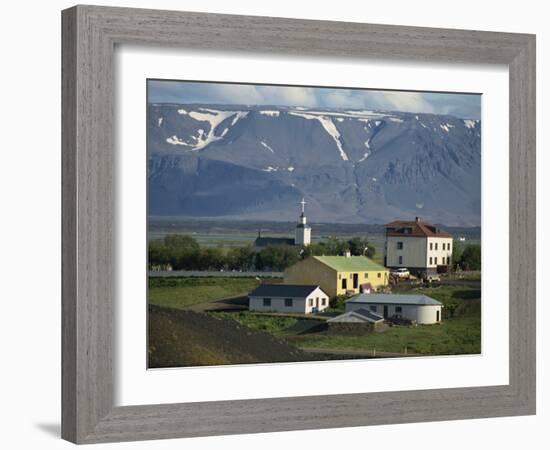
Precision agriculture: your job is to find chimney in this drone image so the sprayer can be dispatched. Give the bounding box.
[344,250,351,258]
[415,216,420,223]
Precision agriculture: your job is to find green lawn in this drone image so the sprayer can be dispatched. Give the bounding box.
[208,281,482,356]
[148,277,259,309]
[290,316,481,355]
[293,282,481,355]
[210,312,300,337]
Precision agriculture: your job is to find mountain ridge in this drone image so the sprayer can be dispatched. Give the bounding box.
[147,104,481,226]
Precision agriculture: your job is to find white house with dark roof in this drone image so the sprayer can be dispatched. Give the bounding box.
[248,284,329,314]
[384,217,453,277]
[346,293,443,324]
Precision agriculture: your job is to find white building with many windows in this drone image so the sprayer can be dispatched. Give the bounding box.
[384,217,453,277]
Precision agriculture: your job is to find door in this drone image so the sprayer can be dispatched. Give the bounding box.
[342,278,347,290]
[353,273,358,289]
[436,310,440,322]
[383,305,389,318]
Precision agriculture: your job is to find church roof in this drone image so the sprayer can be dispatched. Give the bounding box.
[254,237,295,247]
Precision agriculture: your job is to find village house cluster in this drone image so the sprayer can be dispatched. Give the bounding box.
[248,201,450,325]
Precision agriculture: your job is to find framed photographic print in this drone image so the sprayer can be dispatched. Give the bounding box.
[62,5,536,444]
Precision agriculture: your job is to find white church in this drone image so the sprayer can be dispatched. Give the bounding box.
[253,198,312,248]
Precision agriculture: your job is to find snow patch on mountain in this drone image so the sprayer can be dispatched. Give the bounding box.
[289,112,349,161]
[231,111,249,126]
[158,117,163,127]
[167,109,248,150]
[464,119,477,129]
[166,135,190,146]
[260,141,275,153]
[260,110,280,117]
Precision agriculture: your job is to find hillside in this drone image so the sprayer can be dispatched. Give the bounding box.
[148,104,481,226]
[148,305,313,368]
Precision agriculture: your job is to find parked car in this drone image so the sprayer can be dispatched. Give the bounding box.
[391,268,410,278]
[425,273,441,283]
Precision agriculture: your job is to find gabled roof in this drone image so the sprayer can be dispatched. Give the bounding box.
[346,293,442,306]
[327,309,384,323]
[385,218,452,238]
[249,284,323,298]
[313,255,387,272]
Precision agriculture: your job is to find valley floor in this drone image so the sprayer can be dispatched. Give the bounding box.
[148,276,481,368]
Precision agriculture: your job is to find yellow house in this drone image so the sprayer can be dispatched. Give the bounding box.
[284,255,389,298]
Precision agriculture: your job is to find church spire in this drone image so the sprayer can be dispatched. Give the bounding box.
[299,198,307,224]
[295,197,311,246]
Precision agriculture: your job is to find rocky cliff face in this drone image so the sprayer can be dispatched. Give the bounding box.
[147,104,481,226]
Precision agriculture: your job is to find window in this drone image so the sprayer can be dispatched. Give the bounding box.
[263,298,271,307]
[338,274,341,280]
[430,242,433,251]
[395,306,402,313]
[434,257,438,265]
[397,241,403,250]
[364,273,369,278]
[377,272,381,278]
[447,257,450,265]
[398,255,403,265]
[308,298,313,307]
[321,298,326,306]
[429,257,433,265]
[370,305,377,312]
[284,298,293,307]
[435,243,438,250]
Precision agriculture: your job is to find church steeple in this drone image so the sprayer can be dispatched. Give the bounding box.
[299,198,308,225]
[295,198,311,246]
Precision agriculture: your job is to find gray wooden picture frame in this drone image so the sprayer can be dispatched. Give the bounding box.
[61,4,536,444]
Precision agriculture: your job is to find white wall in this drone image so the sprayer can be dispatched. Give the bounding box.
[249,295,307,313]
[426,237,453,268]
[250,287,329,313]
[346,302,440,324]
[386,235,428,268]
[0,1,547,450]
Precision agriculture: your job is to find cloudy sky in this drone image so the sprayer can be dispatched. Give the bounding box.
[148,79,481,119]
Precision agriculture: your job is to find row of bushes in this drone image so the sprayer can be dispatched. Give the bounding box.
[148,234,376,271]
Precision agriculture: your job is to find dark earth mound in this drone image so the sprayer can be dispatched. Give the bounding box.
[148,304,316,368]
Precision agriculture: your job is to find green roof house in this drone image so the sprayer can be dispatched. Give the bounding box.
[284,255,389,298]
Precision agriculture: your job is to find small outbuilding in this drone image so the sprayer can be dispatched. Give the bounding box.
[345,293,443,324]
[327,308,385,333]
[248,284,329,314]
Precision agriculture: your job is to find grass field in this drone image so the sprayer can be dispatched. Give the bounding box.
[148,277,260,309]
[290,316,480,355]
[210,312,301,337]
[211,281,481,356]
